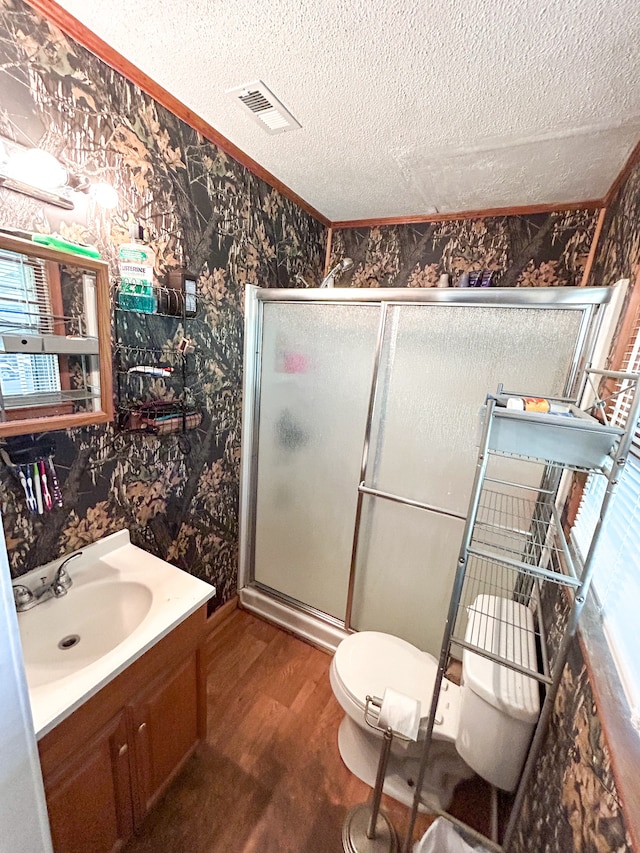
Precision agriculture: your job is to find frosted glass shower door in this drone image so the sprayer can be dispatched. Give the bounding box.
[351,304,585,654]
[253,302,380,619]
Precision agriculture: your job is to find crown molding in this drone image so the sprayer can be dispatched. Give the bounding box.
[24,0,331,227]
[330,199,603,229]
[23,2,640,232]
[603,137,640,207]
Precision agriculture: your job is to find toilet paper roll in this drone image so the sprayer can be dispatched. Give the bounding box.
[378,687,421,741]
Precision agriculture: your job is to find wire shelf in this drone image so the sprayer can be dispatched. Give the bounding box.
[111,280,198,319]
[484,402,622,471]
[114,344,200,371]
[485,446,613,474]
[450,555,551,683]
[0,311,84,336]
[407,372,640,852]
[116,400,202,435]
[470,487,578,581]
[112,267,204,439]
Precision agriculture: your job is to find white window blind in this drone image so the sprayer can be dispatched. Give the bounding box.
[572,302,640,731]
[0,249,61,403]
[609,318,640,451]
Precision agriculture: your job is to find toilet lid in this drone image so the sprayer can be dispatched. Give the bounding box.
[333,631,437,712]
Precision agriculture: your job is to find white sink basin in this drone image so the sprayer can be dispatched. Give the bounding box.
[20,581,153,688]
[17,530,215,738]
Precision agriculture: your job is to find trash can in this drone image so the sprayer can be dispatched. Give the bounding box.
[414,818,491,853]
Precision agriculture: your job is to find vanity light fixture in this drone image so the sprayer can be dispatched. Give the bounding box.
[0,172,75,211]
[89,182,119,209]
[4,147,68,190]
[0,135,118,211]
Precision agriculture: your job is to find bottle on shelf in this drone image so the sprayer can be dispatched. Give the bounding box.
[117,225,156,314]
[498,394,572,415]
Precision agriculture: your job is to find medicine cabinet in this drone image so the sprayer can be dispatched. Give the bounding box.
[0,233,113,436]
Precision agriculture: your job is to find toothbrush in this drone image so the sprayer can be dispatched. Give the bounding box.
[19,466,37,513]
[39,460,52,511]
[23,465,38,513]
[48,457,64,508]
[33,462,43,514]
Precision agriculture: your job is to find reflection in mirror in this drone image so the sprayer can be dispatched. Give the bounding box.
[0,234,112,435]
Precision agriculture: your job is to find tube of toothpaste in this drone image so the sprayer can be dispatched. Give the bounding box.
[127,366,173,377]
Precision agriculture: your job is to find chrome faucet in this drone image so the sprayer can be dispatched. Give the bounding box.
[51,552,82,597]
[13,551,82,612]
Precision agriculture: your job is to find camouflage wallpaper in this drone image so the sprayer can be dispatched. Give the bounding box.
[589,159,640,289]
[586,156,640,377]
[0,1,636,852]
[509,583,634,852]
[511,642,634,853]
[511,159,640,852]
[0,0,602,604]
[0,0,326,609]
[331,210,599,288]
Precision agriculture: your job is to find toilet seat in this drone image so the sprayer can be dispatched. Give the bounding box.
[331,631,438,718]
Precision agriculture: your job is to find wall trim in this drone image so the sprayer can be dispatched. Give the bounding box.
[330,200,603,230]
[323,227,333,277]
[567,273,640,850]
[577,600,640,852]
[26,3,640,246]
[24,0,331,227]
[203,595,238,667]
[205,594,238,634]
[579,207,607,286]
[604,137,640,207]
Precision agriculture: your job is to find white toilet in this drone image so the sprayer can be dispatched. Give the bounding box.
[330,594,540,811]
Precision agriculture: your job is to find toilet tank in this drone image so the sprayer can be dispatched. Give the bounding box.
[454,595,540,791]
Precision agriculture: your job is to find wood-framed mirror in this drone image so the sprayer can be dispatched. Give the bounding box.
[0,233,113,436]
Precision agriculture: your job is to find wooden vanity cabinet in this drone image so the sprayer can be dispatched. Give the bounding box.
[38,606,208,853]
[44,711,133,853]
[131,653,200,817]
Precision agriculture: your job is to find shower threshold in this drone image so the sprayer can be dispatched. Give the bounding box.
[239,585,350,654]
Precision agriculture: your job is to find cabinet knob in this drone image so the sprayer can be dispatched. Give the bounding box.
[118,743,128,756]
[138,722,147,735]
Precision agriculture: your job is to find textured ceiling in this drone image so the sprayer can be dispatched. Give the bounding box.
[55,0,640,222]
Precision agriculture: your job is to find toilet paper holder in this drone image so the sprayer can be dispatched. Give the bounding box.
[364,695,414,742]
[342,694,400,853]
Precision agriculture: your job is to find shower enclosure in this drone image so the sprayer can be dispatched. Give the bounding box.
[239,285,611,655]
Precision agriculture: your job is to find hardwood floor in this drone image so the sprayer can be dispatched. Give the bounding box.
[123,610,491,852]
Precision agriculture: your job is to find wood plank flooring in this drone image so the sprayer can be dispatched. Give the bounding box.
[123,610,491,853]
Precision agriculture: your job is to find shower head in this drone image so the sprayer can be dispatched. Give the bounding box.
[320,257,354,288]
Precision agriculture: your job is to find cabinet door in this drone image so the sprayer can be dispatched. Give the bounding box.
[44,712,133,853]
[131,653,199,822]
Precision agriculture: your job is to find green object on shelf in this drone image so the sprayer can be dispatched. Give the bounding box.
[31,233,101,259]
[117,234,156,313]
[118,284,156,314]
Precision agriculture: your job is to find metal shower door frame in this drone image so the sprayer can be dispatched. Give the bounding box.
[239,284,611,640]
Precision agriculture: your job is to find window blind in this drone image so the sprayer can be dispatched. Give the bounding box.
[0,250,53,333]
[609,313,640,454]
[572,301,640,731]
[0,249,60,403]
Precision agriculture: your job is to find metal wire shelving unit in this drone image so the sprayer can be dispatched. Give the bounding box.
[112,281,203,438]
[402,367,640,853]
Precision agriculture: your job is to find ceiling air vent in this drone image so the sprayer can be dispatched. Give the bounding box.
[227,80,301,134]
